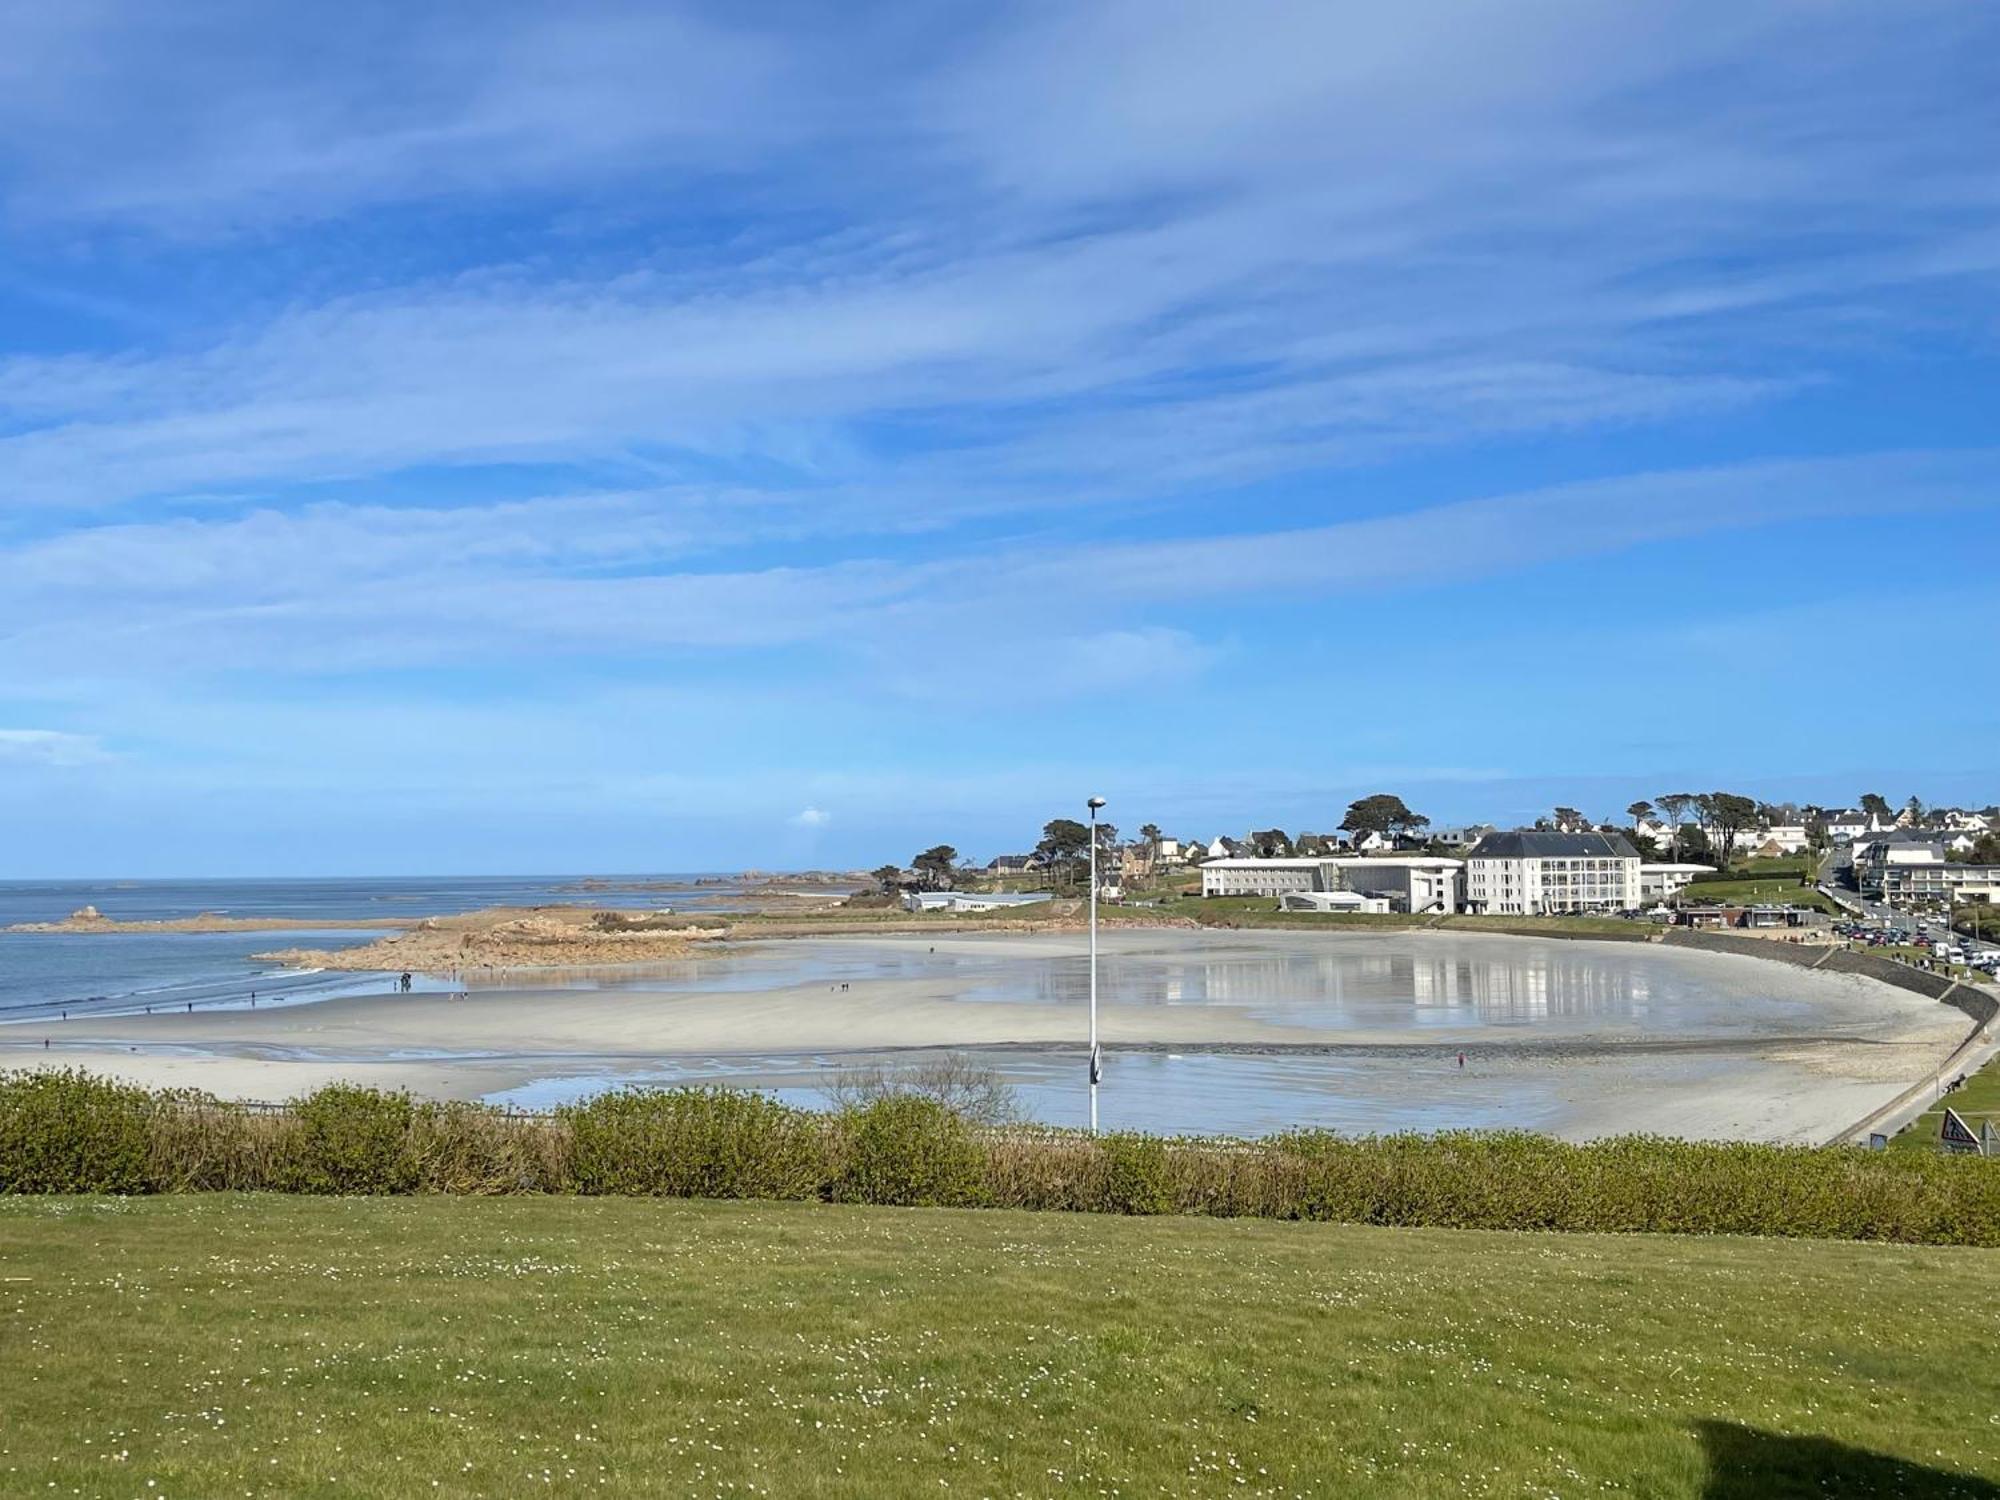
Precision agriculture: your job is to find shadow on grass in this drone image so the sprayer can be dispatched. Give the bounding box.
[1699,1421,2000,1498]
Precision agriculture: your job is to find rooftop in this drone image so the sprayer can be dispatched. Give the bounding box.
[1468,831,1641,860]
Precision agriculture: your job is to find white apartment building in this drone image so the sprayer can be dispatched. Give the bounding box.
[1639,863,1716,901]
[1880,858,2000,906]
[1854,839,2000,905]
[1464,831,1643,915]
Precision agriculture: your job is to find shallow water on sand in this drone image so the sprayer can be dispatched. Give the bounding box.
[470,930,1942,1138]
[477,929,1863,1040]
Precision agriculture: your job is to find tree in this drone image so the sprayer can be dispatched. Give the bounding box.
[871,865,904,895]
[1657,793,1696,862]
[1904,795,1927,827]
[1139,823,1162,857]
[1249,828,1293,858]
[1704,792,1758,869]
[912,845,959,890]
[1953,832,2000,865]
[1341,793,1426,841]
[1860,792,1892,823]
[1679,824,1713,863]
[1552,806,1588,834]
[1627,800,1655,827]
[1036,819,1091,892]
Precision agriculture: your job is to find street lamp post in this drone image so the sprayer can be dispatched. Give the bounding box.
[1087,795,1106,1134]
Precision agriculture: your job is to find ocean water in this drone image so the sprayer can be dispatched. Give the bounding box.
[0,875,752,1022]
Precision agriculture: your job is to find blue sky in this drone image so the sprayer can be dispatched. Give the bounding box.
[2,0,1998,877]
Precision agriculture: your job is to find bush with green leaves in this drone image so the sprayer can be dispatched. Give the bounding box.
[0,1069,156,1194]
[6,1071,2000,1244]
[560,1087,825,1199]
[1095,1131,1175,1215]
[282,1083,421,1194]
[832,1095,985,1208]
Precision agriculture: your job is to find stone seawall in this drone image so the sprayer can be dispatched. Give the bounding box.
[1661,928,1998,1026]
[1659,929,1824,968]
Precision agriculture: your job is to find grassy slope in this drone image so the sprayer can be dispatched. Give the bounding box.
[1894,1048,2000,1152]
[1682,876,1843,913]
[4,1198,1999,1499]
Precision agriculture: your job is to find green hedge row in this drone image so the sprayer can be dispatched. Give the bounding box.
[5,1070,1997,1244]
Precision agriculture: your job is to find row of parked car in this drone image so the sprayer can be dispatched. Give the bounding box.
[1835,919,2000,973]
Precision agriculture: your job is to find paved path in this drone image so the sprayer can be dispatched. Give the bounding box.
[1835,994,2000,1145]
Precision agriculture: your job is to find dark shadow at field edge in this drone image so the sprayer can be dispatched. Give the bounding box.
[1699,1421,2000,1498]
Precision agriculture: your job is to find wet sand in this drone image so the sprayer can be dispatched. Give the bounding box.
[1,929,1974,1142]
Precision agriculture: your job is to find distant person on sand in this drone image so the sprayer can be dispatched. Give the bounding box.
[1457,1051,1465,1069]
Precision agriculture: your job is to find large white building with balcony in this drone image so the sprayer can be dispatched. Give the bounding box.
[1464,831,1643,915]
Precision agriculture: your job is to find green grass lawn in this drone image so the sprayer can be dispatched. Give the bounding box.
[4,1198,1999,1498]
[1679,876,1841,913]
[1893,1048,2000,1153]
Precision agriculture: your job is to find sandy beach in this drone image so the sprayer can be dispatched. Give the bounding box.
[0,928,1976,1142]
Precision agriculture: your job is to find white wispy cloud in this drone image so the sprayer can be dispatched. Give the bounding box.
[790,807,831,828]
[0,1,1991,522]
[0,448,1987,684]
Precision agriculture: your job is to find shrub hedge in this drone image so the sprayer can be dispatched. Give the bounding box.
[5,1069,1998,1245]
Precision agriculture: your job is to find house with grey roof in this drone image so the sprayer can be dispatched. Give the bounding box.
[1464,830,1643,915]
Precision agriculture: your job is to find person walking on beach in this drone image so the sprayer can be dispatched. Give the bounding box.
[1456,1051,1465,1070]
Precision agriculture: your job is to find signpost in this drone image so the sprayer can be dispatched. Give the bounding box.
[1940,1107,1980,1155]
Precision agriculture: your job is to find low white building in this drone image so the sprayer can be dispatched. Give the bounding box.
[1639,863,1716,901]
[1279,890,1391,914]
[1199,858,1329,898]
[1199,855,1463,912]
[902,890,1052,913]
[1464,831,1643,915]
[1742,825,1810,857]
[1324,856,1464,914]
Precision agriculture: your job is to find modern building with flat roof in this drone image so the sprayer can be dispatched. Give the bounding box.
[1199,857,1335,898]
[1278,890,1391,914]
[1640,863,1716,901]
[902,890,1051,913]
[1199,855,1463,912]
[1323,856,1463,914]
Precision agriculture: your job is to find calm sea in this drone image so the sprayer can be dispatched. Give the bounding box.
[0,875,750,1023]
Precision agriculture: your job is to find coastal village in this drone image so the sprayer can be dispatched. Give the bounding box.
[883,793,2000,974]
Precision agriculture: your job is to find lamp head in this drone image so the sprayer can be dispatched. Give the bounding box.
[1087,796,1107,811]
